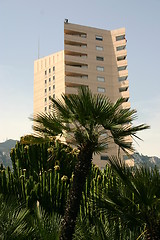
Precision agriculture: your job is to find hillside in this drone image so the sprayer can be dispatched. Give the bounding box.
[133,152,160,168]
[0,139,17,168]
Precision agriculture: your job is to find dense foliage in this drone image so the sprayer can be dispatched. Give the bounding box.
[0,139,159,239]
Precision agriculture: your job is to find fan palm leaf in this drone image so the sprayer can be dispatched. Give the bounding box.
[0,194,34,240]
[96,157,160,239]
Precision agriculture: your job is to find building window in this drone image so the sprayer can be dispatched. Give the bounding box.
[45,80,47,84]
[53,75,55,80]
[96,35,103,41]
[97,76,105,82]
[98,87,105,93]
[53,85,55,90]
[49,105,51,110]
[45,70,47,75]
[45,106,47,112]
[101,155,109,161]
[49,86,51,91]
[116,35,125,41]
[53,94,55,99]
[45,97,47,102]
[116,45,126,51]
[53,66,55,71]
[96,56,104,61]
[49,68,51,73]
[49,77,51,82]
[96,46,103,51]
[97,66,104,72]
[49,96,51,100]
[118,66,127,71]
[118,76,128,81]
[45,89,47,93]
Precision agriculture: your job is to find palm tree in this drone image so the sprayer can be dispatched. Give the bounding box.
[32,86,149,240]
[97,157,160,240]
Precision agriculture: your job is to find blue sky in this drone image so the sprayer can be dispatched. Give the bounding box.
[0,0,160,157]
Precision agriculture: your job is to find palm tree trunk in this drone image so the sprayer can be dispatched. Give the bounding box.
[60,145,93,240]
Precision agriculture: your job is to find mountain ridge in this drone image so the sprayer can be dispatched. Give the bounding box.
[0,139,159,169]
[0,139,17,168]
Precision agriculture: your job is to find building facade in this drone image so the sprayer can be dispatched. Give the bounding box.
[34,22,133,168]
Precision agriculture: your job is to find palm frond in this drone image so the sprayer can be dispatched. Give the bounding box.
[31,86,149,155]
[0,194,34,239]
[95,157,160,237]
[34,204,61,240]
[31,112,64,137]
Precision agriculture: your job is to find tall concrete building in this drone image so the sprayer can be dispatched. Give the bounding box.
[34,22,133,168]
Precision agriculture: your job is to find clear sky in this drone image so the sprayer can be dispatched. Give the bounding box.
[0,0,160,157]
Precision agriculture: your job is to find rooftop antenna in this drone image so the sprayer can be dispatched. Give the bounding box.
[38,36,40,59]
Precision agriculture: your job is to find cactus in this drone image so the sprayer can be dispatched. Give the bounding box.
[0,140,123,222]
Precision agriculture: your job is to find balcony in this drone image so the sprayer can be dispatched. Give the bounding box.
[65,75,88,86]
[118,69,128,77]
[120,91,130,99]
[118,76,128,82]
[64,40,87,48]
[64,34,87,45]
[116,49,127,58]
[119,80,129,88]
[117,60,127,68]
[122,102,131,109]
[116,35,125,41]
[65,44,87,54]
[117,55,127,61]
[118,65,127,72]
[66,63,88,69]
[64,26,87,35]
[65,65,88,75]
[64,51,87,57]
[116,45,126,51]
[65,54,88,65]
[114,38,126,46]
[65,86,78,95]
[119,86,128,92]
